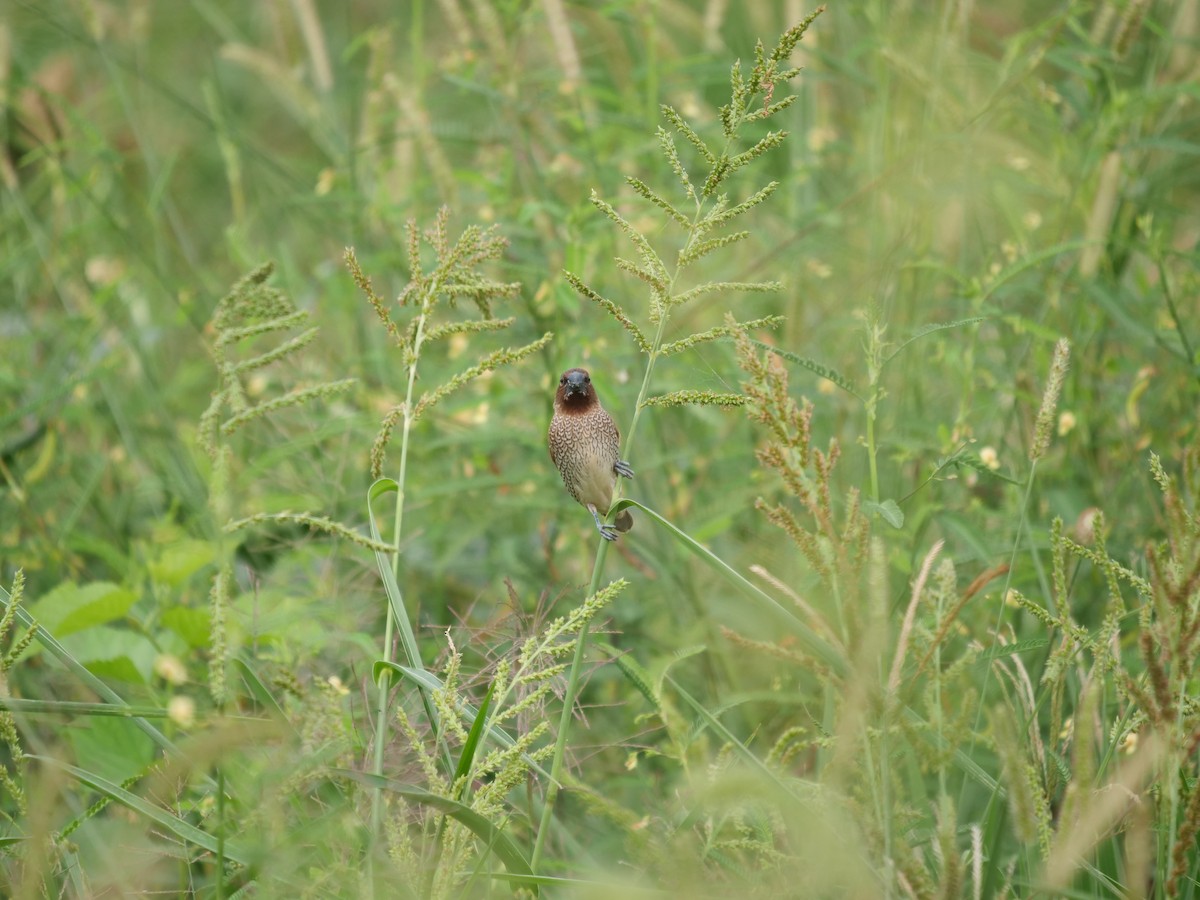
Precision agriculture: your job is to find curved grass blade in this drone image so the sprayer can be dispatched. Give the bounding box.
[32,756,253,865]
[664,674,811,806]
[491,872,684,896]
[335,770,535,887]
[373,661,555,784]
[232,656,298,737]
[0,583,207,783]
[609,499,846,676]
[366,478,425,673]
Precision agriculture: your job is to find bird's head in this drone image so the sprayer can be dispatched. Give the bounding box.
[555,367,597,412]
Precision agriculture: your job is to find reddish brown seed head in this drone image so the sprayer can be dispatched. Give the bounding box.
[554,367,599,415]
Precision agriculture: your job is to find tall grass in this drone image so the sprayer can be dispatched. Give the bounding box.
[1,1,1198,897]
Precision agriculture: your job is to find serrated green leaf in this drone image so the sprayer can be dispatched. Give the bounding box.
[57,627,157,683]
[864,499,905,529]
[0,582,198,779]
[29,581,136,637]
[67,715,156,784]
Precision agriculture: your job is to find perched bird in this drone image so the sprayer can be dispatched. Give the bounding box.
[548,367,634,541]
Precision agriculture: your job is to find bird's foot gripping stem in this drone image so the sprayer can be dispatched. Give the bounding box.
[614,459,634,479]
[589,505,619,542]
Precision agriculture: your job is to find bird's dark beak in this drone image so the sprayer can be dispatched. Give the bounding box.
[564,373,587,396]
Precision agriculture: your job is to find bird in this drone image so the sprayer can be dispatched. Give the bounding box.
[548,367,634,541]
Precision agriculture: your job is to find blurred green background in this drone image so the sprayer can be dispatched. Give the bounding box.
[5,0,1196,650]
[1,0,1198,892]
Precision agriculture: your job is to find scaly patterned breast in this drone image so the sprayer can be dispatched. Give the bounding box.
[548,407,620,509]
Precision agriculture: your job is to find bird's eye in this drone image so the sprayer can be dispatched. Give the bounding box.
[559,376,566,384]
[584,375,591,383]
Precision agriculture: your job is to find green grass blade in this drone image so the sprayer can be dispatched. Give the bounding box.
[664,674,811,806]
[366,478,426,672]
[453,679,495,799]
[0,699,170,717]
[373,661,555,783]
[0,583,195,766]
[232,656,298,737]
[610,499,846,676]
[335,770,535,884]
[31,756,253,865]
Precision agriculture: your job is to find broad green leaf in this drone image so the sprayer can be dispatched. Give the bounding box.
[864,499,905,529]
[1,548,199,781]
[29,581,136,637]
[68,715,156,784]
[161,606,213,648]
[147,540,216,586]
[57,627,157,683]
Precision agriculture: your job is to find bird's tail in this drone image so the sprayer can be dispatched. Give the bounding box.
[615,508,633,533]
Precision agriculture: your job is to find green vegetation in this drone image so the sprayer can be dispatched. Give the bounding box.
[2,1,1199,896]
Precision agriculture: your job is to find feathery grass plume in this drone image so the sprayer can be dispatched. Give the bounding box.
[533,15,827,875]
[733,316,868,610]
[0,570,33,816]
[1113,0,1150,58]
[225,512,393,553]
[1030,338,1070,462]
[933,794,963,900]
[199,261,364,543]
[200,263,377,709]
[378,580,624,899]
[564,10,822,399]
[640,390,747,408]
[1040,450,1200,890]
[1168,732,1200,896]
[350,211,549,873]
[346,210,551,479]
[208,565,230,707]
[992,705,1049,853]
[198,262,355,458]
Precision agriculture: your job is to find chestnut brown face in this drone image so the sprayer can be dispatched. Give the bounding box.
[555,367,597,410]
